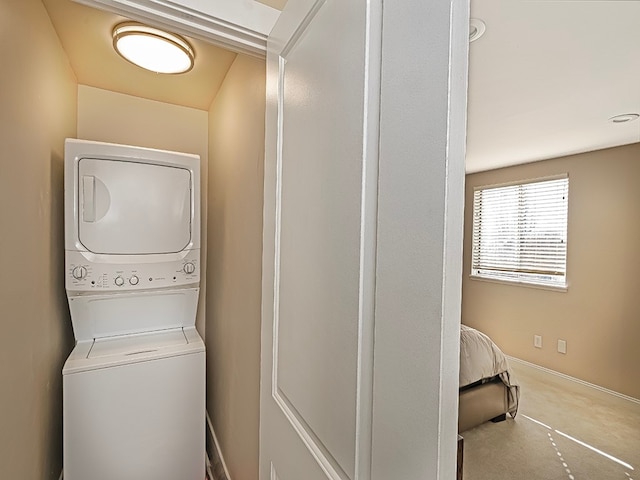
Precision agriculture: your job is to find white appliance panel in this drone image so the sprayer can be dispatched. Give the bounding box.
[78,158,191,255]
[63,348,205,480]
[65,250,199,293]
[63,327,204,375]
[67,288,199,341]
[88,328,187,359]
[64,138,201,256]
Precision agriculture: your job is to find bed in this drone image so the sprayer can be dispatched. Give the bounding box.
[458,324,520,433]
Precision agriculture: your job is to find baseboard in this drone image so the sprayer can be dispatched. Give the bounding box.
[206,412,232,480]
[205,453,214,480]
[508,356,640,406]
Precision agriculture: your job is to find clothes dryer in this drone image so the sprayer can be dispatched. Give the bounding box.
[62,139,205,480]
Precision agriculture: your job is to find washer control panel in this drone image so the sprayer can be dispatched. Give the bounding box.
[66,250,200,292]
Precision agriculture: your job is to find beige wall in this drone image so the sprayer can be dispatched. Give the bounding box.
[0,1,78,478]
[77,85,209,335]
[462,143,640,399]
[206,54,265,480]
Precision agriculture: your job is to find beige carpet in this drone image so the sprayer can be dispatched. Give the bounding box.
[462,360,640,480]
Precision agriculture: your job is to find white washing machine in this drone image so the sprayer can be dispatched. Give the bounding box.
[62,139,205,480]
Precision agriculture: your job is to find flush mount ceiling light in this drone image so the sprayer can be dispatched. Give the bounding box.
[609,113,640,124]
[469,19,486,43]
[112,22,195,74]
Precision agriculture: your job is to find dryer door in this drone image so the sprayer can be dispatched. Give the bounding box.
[78,158,192,254]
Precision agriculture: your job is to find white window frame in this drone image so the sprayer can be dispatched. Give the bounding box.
[471,175,569,290]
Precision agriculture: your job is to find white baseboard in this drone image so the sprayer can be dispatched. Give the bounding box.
[205,452,214,480]
[508,356,640,406]
[206,412,232,480]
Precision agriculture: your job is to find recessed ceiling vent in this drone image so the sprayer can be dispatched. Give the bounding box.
[609,113,639,124]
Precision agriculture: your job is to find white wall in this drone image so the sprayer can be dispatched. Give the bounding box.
[0,1,77,478]
[206,54,266,480]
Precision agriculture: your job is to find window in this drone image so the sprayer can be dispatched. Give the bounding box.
[471,176,569,288]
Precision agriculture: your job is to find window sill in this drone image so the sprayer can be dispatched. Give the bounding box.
[469,274,568,293]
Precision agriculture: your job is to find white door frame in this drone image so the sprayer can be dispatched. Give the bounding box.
[370,0,469,477]
[260,1,384,478]
[261,0,469,478]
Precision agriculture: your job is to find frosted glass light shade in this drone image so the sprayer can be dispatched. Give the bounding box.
[113,22,195,74]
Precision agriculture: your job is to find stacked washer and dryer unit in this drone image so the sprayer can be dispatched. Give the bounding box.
[62,139,205,480]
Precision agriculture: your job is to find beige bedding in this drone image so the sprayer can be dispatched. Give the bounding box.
[460,324,520,418]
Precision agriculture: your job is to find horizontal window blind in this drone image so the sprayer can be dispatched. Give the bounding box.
[472,176,569,287]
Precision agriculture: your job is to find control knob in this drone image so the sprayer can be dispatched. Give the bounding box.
[114,276,125,287]
[129,275,139,286]
[72,266,87,280]
[183,262,196,275]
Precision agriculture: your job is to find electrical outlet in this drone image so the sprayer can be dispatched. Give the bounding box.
[558,339,567,354]
[534,335,543,348]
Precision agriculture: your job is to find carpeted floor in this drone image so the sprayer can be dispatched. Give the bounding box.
[462,360,640,480]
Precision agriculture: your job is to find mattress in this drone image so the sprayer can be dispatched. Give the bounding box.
[459,324,520,418]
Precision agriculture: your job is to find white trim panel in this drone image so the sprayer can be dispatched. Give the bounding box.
[206,412,232,480]
[72,0,281,57]
[269,1,378,478]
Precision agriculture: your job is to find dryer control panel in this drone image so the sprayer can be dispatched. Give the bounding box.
[65,250,200,293]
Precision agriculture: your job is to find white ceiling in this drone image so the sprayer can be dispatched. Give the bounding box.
[466,0,640,173]
[255,0,288,9]
[42,0,640,172]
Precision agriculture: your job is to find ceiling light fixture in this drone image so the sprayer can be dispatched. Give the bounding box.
[469,19,486,43]
[112,22,195,74]
[608,113,639,124]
